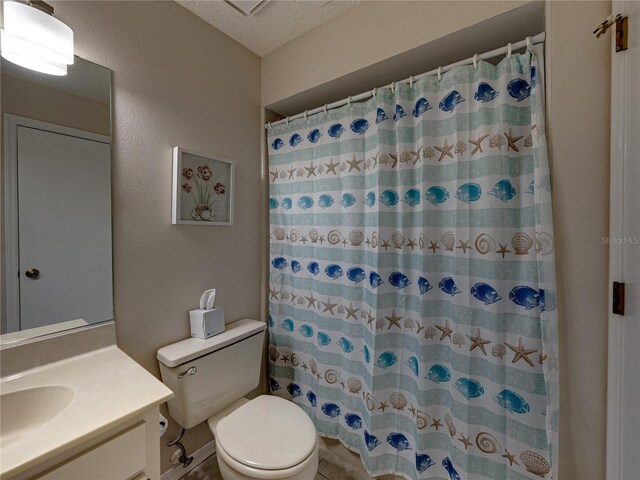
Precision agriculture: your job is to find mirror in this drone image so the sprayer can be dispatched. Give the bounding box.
[1,56,113,344]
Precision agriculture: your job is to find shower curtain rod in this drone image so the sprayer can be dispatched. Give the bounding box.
[265,32,545,129]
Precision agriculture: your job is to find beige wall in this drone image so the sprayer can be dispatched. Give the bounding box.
[1,75,110,136]
[545,2,610,479]
[261,0,530,107]
[49,1,262,473]
[261,1,610,479]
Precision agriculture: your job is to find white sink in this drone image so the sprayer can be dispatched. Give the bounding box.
[0,346,173,478]
[0,385,74,446]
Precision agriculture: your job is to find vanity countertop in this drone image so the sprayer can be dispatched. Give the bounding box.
[0,345,173,478]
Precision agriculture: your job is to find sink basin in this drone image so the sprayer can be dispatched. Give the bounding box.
[1,386,74,445]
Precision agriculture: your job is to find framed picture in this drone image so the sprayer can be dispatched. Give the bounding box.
[172,147,234,225]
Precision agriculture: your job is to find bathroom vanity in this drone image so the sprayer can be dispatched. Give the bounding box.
[0,327,173,480]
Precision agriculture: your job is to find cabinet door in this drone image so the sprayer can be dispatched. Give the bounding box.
[36,423,147,480]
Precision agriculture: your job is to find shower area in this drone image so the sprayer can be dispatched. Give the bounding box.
[265,7,559,480]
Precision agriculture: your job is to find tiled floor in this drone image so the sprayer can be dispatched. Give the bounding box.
[316,438,373,480]
[179,437,401,480]
[178,453,221,480]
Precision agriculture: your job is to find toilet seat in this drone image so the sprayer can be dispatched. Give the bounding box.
[214,395,317,472]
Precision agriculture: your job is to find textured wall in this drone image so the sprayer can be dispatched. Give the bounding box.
[49,1,262,472]
[260,1,611,478]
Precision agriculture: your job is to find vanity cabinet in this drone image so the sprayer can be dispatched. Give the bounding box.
[12,408,161,480]
[36,424,147,480]
[0,341,173,480]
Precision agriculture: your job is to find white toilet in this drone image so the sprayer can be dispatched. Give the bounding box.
[157,319,318,480]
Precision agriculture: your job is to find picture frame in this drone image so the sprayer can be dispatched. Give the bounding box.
[172,146,234,225]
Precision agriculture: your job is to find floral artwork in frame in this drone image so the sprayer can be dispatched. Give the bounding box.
[172,147,234,225]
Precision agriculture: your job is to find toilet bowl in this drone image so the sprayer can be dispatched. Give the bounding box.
[208,395,318,480]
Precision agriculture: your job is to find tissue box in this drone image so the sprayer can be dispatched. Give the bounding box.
[189,307,225,339]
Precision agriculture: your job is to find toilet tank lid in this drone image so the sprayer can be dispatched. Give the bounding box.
[157,319,266,367]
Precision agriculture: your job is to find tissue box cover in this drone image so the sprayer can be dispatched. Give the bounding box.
[189,307,225,339]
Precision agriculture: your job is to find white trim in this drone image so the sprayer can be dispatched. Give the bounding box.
[5,114,111,144]
[4,116,21,333]
[606,1,627,478]
[3,114,111,333]
[160,440,216,480]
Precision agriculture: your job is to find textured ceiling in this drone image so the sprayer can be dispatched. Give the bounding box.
[176,0,360,57]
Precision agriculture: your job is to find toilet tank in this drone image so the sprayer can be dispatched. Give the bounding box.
[157,319,266,430]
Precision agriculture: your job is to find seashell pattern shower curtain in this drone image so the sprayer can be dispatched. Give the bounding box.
[267,48,558,480]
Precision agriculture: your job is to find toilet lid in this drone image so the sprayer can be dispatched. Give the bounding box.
[215,395,316,470]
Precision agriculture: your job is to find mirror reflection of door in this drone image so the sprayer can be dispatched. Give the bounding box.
[16,123,112,330]
[2,54,113,338]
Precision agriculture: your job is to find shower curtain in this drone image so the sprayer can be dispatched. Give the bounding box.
[267,48,558,480]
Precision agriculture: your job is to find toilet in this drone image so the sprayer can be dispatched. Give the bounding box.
[157,319,318,480]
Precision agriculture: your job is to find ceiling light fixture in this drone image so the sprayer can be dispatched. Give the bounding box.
[1,0,74,76]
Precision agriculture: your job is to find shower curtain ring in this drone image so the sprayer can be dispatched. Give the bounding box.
[286,117,289,125]
[268,121,272,129]
[526,36,532,51]
[347,96,352,107]
[507,43,512,59]
[391,82,395,94]
[473,54,478,70]
[437,67,442,81]
[409,76,414,88]
[324,104,328,115]
[372,88,377,99]
[304,110,308,120]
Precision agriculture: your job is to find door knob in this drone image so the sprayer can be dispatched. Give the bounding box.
[25,268,40,279]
